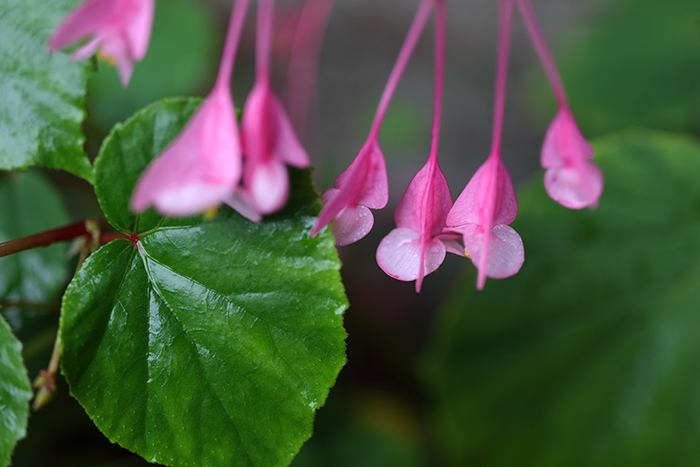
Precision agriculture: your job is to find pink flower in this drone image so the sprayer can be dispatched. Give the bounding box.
[446,155,524,290]
[445,0,523,290]
[236,0,310,216]
[313,140,388,246]
[515,0,603,208]
[130,0,250,216]
[241,81,310,215]
[376,0,460,292]
[377,158,464,292]
[541,109,603,209]
[311,0,434,244]
[130,87,240,216]
[48,0,155,86]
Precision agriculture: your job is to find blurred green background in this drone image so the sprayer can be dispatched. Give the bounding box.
[3,0,700,465]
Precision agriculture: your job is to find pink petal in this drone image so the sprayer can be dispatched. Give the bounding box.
[541,109,602,208]
[447,155,518,229]
[99,34,134,86]
[461,223,524,289]
[544,160,603,209]
[269,91,310,168]
[48,0,115,52]
[440,238,466,257]
[49,0,154,87]
[542,108,594,168]
[394,158,453,237]
[242,81,309,169]
[323,189,374,246]
[224,188,263,222]
[131,89,241,216]
[334,139,388,209]
[246,158,289,214]
[376,227,446,284]
[310,139,387,240]
[123,0,154,61]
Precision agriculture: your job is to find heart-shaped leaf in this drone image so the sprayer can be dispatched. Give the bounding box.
[0,315,33,467]
[427,130,700,467]
[0,0,93,181]
[60,98,348,467]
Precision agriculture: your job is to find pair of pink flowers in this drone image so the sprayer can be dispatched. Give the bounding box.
[51,0,309,220]
[311,0,603,291]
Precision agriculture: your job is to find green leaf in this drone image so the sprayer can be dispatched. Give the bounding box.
[0,315,33,467]
[0,171,70,333]
[427,130,700,467]
[552,0,700,135]
[61,98,348,467]
[0,0,93,181]
[87,0,218,131]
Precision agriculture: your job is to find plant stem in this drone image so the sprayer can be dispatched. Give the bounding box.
[368,0,434,140]
[0,220,90,258]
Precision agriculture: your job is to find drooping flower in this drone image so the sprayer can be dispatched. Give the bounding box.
[310,0,434,244]
[541,108,603,208]
[515,0,603,208]
[237,0,310,216]
[130,0,250,216]
[376,0,462,292]
[377,157,465,291]
[447,0,524,290]
[48,0,155,87]
[130,87,240,216]
[446,155,524,290]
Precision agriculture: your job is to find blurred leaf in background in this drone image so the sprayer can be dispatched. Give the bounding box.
[0,171,70,341]
[86,0,218,132]
[426,130,700,467]
[532,0,700,136]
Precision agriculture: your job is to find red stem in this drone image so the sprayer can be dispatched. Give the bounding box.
[0,221,90,258]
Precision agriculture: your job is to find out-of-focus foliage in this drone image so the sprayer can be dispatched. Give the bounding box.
[61,98,348,467]
[0,171,70,332]
[427,130,700,467]
[0,0,93,181]
[557,0,700,135]
[87,0,218,131]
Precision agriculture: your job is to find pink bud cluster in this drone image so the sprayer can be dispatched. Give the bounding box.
[49,0,603,291]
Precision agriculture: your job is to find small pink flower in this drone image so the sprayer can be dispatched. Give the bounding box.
[447,155,524,290]
[377,158,464,292]
[48,0,155,86]
[312,140,387,245]
[131,0,250,217]
[541,109,603,209]
[236,0,310,217]
[130,88,240,216]
[515,0,603,209]
[241,81,310,215]
[311,0,434,244]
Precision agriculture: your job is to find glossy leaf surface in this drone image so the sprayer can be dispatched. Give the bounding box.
[0,0,93,181]
[0,315,33,467]
[0,171,70,333]
[428,130,700,467]
[61,98,348,467]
